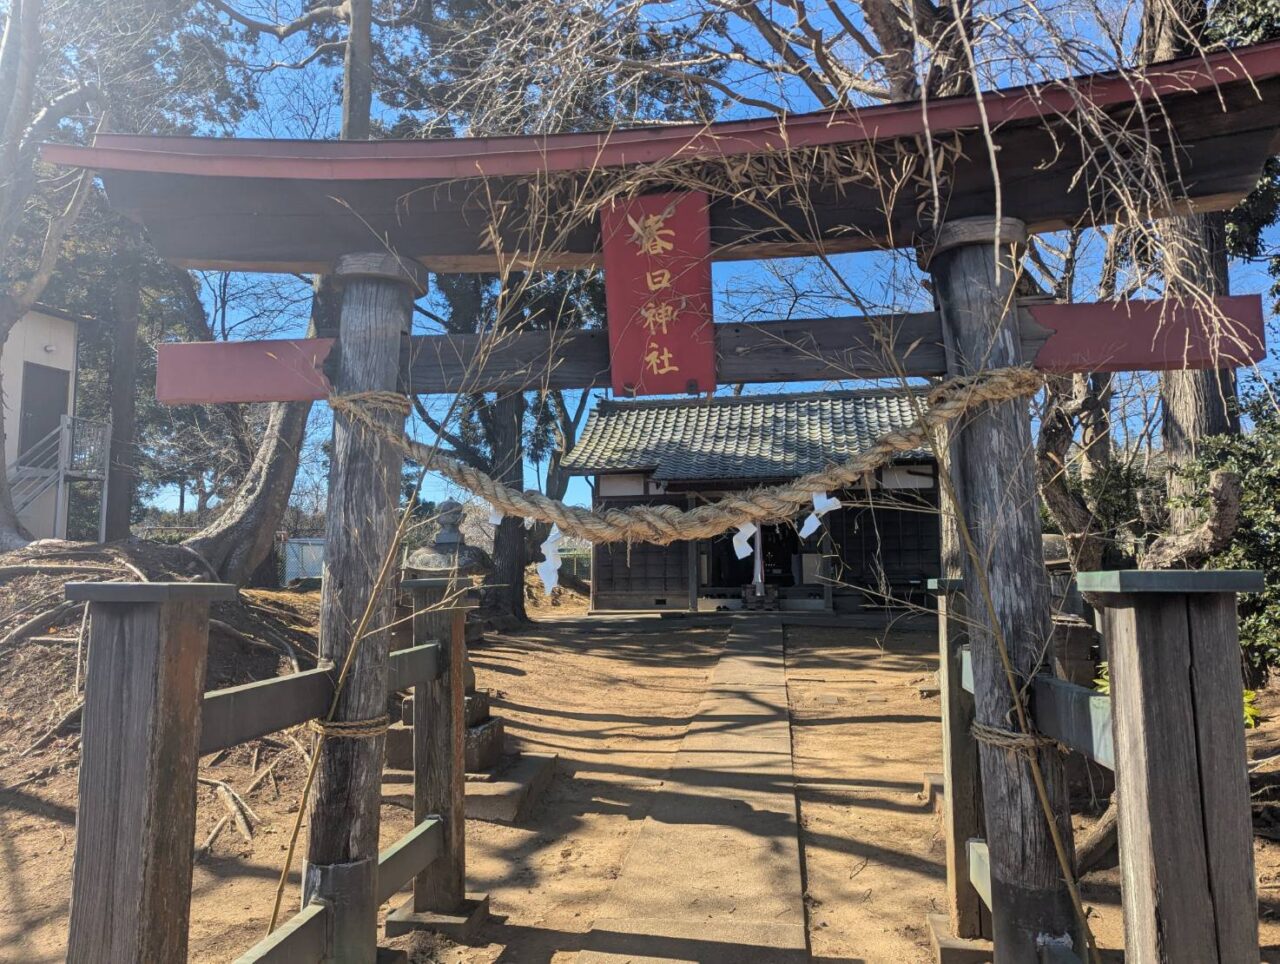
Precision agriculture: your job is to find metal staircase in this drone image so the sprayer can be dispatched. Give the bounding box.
[7,415,110,538]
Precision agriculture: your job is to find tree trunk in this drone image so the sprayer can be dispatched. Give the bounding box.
[342,0,372,140]
[1142,1,1240,532]
[183,399,313,581]
[928,217,1078,960]
[104,251,141,541]
[1078,373,1112,483]
[183,1,370,581]
[1159,217,1238,533]
[488,388,527,621]
[181,280,334,581]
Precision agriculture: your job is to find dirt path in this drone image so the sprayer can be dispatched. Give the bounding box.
[784,616,946,963]
[6,608,1280,962]
[402,616,728,963]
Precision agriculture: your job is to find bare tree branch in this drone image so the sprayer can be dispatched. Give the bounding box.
[251,40,347,73]
[205,0,350,40]
[714,0,839,106]
[412,396,490,473]
[1,167,93,324]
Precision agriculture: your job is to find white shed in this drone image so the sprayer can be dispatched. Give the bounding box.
[3,307,109,540]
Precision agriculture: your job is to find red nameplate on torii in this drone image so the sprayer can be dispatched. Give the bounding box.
[600,191,716,396]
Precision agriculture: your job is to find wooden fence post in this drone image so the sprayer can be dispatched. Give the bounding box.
[925,216,1078,960]
[1079,569,1262,964]
[304,252,425,963]
[928,579,990,945]
[387,577,488,939]
[65,581,236,964]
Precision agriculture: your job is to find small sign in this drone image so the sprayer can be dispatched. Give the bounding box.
[601,191,715,396]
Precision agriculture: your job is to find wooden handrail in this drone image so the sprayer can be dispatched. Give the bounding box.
[199,642,441,755]
[377,818,444,904]
[959,646,1116,771]
[232,900,329,964]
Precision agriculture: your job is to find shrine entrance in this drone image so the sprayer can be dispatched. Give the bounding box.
[44,38,1280,964]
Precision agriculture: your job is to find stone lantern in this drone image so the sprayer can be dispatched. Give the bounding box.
[401,499,501,768]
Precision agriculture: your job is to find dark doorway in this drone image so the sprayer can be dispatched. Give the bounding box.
[704,523,798,588]
[18,362,70,463]
[761,524,799,587]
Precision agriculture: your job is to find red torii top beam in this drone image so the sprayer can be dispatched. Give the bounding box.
[41,41,1280,274]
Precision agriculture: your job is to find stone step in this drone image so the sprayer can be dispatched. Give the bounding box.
[381,753,557,825]
[577,918,807,963]
[400,691,491,727]
[918,670,941,699]
[465,691,491,727]
[384,714,505,772]
[920,770,945,814]
[466,717,504,771]
[465,752,556,824]
[385,721,414,771]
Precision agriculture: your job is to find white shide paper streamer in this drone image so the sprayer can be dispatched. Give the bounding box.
[536,524,563,595]
[798,492,842,538]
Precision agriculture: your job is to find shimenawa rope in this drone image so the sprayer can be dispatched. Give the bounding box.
[329,365,1045,545]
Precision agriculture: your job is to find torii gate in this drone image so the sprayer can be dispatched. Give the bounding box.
[44,38,1280,964]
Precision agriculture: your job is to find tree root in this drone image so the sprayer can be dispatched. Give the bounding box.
[245,758,283,795]
[1141,470,1242,569]
[19,700,83,757]
[1075,794,1119,876]
[199,777,259,843]
[0,564,123,580]
[195,816,230,862]
[0,600,84,654]
[286,732,313,770]
[210,618,300,670]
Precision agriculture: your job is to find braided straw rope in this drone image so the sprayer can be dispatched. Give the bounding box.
[329,366,1045,546]
[970,719,1056,753]
[306,714,391,739]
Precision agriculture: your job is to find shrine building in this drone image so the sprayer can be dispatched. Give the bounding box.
[561,388,940,613]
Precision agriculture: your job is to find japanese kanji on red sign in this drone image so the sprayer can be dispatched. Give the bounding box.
[601,191,716,396]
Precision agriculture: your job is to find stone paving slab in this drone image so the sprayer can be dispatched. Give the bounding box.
[579,616,808,963]
[579,918,808,963]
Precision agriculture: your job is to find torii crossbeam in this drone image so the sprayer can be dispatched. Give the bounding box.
[150,295,1266,404]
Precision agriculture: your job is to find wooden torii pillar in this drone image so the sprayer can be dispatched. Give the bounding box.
[303,252,425,963]
[925,217,1078,960]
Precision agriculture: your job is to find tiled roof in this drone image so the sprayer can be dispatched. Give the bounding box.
[562,389,930,482]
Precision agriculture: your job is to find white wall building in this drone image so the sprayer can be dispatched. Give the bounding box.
[3,307,108,540]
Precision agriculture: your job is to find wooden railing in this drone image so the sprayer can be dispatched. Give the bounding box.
[930,570,1263,964]
[63,578,468,963]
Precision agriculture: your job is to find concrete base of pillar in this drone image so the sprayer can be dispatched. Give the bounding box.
[927,913,993,964]
[385,893,490,943]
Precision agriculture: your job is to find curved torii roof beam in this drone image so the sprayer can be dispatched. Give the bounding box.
[42,40,1280,274]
